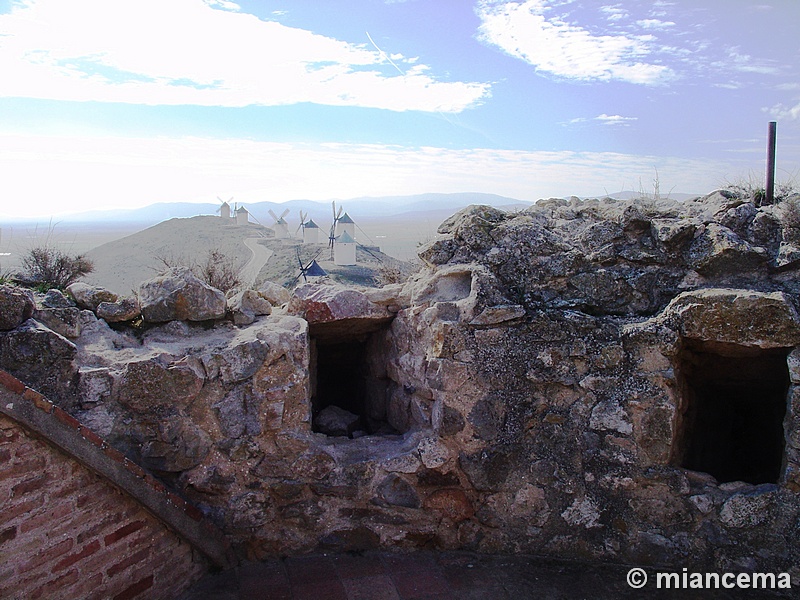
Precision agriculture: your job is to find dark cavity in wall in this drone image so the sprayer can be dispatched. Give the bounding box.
[674,341,790,485]
[309,320,401,438]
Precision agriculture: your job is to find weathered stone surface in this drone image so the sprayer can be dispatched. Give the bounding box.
[258,281,291,306]
[33,306,81,338]
[314,405,360,437]
[660,288,800,347]
[289,283,391,324]
[42,288,75,309]
[0,318,77,401]
[16,193,800,572]
[227,289,272,326]
[375,474,420,508]
[96,296,141,323]
[423,488,473,522]
[116,358,204,413]
[138,267,226,322]
[686,223,768,276]
[0,285,34,330]
[67,282,118,311]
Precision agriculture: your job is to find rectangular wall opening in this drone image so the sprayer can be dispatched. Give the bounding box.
[674,341,790,485]
[309,326,404,438]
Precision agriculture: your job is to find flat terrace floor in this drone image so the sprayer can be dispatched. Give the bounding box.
[179,551,795,600]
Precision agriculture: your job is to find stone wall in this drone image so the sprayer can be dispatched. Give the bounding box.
[3,191,800,579]
[0,372,232,600]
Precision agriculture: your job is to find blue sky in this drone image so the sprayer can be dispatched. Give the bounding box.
[1,0,798,218]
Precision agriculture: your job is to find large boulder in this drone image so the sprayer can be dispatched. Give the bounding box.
[287,283,393,339]
[138,268,226,322]
[0,285,34,330]
[66,282,119,311]
[227,289,272,326]
[660,288,800,348]
[258,281,291,306]
[0,319,77,402]
[96,296,141,323]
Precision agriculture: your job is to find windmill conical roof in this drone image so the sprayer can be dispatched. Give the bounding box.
[237,206,248,213]
[338,231,356,243]
[339,213,355,224]
[305,219,319,228]
[306,260,327,276]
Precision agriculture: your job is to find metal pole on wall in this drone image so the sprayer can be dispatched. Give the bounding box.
[766,121,777,205]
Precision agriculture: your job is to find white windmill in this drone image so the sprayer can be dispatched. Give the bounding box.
[269,208,290,239]
[295,211,320,244]
[236,205,250,225]
[216,196,233,220]
[334,230,357,266]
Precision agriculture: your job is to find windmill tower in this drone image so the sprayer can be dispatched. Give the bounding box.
[295,211,319,244]
[236,205,250,225]
[217,196,233,220]
[338,212,355,239]
[334,230,357,266]
[269,209,290,239]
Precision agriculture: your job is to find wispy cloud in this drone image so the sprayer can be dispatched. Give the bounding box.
[0,131,738,218]
[566,114,638,126]
[765,100,800,121]
[475,0,675,85]
[475,0,791,88]
[0,0,489,112]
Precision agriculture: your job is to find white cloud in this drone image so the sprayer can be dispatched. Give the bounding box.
[475,0,675,85]
[0,0,489,112]
[565,114,637,126]
[599,5,628,22]
[595,114,637,125]
[636,19,674,30]
[0,132,737,219]
[765,100,800,121]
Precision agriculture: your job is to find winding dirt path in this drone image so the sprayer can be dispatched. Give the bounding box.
[240,237,273,288]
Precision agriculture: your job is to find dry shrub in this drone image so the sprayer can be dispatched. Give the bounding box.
[154,248,241,293]
[20,246,93,290]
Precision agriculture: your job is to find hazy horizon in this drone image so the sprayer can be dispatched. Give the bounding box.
[1,0,798,219]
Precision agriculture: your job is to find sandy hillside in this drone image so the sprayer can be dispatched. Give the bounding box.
[84,216,273,295]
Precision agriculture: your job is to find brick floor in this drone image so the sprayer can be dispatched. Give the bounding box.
[179,551,797,600]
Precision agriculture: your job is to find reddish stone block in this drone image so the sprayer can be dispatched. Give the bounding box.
[102,444,126,464]
[104,520,146,547]
[122,458,146,479]
[52,407,81,430]
[31,568,80,600]
[52,539,101,573]
[0,495,45,527]
[19,502,73,534]
[78,426,105,448]
[184,502,204,522]
[112,574,154,600]
[11,473,49,497]
[0,370,25,394]
[18,538,74,574]
[107,547,150,578]
[23,388,53,414]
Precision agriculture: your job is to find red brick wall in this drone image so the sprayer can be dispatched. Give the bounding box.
[0,414,209,600]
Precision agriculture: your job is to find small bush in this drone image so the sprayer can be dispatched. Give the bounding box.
[198,249,241,293]
[20,246,93,290]
[723,175,798,206]
[781,196,800,244]
[153,248,241,293]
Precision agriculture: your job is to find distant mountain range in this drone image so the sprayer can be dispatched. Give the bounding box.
[3,190,702,227]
